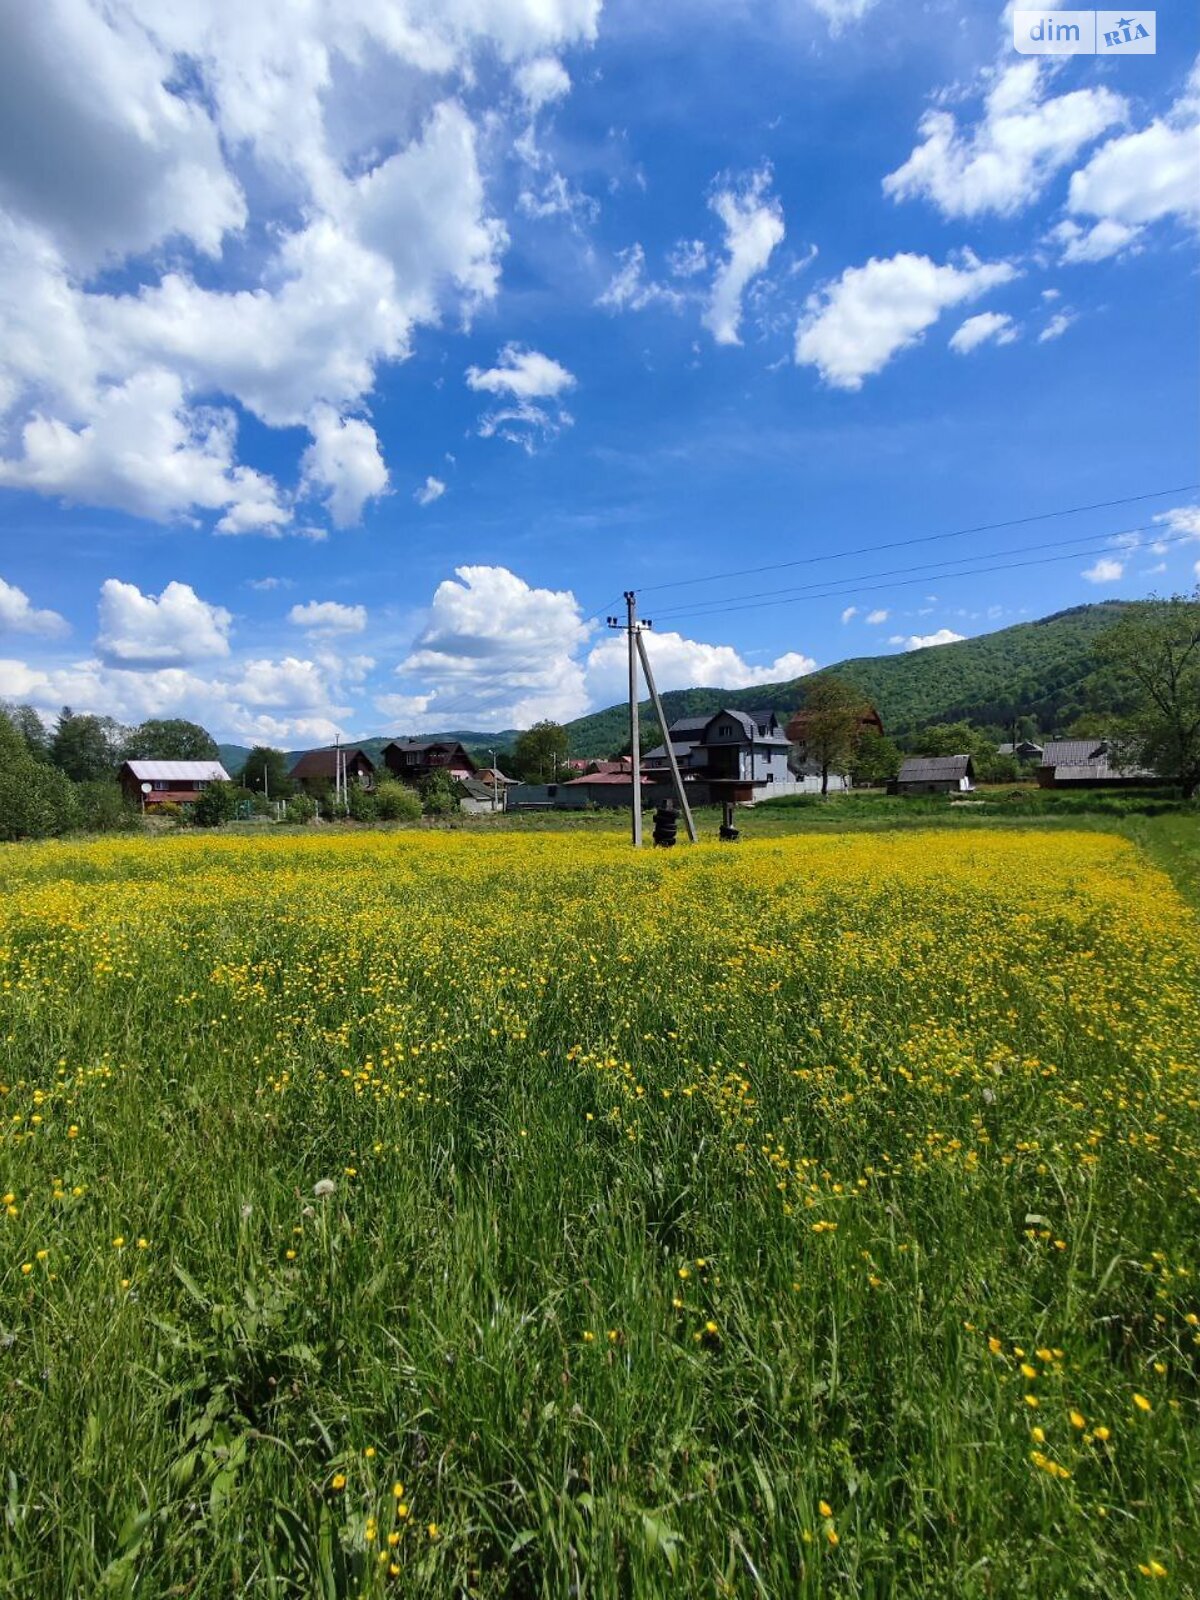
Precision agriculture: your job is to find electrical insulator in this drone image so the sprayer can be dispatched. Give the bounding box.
[652,803,678,847]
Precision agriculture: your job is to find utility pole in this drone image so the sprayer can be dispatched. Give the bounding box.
[608,590,696,847]
[636,627,697,843]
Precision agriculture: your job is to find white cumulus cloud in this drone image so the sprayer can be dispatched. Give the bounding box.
[97,579,232,667]
[584,632,815,707]
[1067,62,1200,246]
[796,251,1016,389]
[389,564,592,730]
[288,600,368,638]
[866,608,889,624]
[949,311,1018,354]
[702,168,786,346]
[1082,556,1124,583]
[300,408,389,528]
[884,61,1126,218]
[1049,217,1141,263]
[897,628,967,651]
[415,475,446,506]
[0,576,69,638]
[0,2,598,533]
[1039,311,1075,342]
[841,606,859,623]
[466,344,576,451]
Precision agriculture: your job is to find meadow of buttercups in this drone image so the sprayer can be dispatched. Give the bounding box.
[1,829,1198,1596]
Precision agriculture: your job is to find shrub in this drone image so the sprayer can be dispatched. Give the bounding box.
[374,780,422,821]
[75,780,139,833]
[0,761,81,841]
[346,785,378,822]
[192,781,239,828]
[282,793,317,824]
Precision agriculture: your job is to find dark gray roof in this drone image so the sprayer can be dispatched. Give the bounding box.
[457,778,494,800]
[1040,739,1105,767]
[898,755,973,781]
[643,739,699,761]
[702,708,790,746]
[665,715,713,736]
[997,740,1043,756]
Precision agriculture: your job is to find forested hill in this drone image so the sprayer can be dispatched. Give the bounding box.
[559,602,1138,757]
[219,602,1138,772]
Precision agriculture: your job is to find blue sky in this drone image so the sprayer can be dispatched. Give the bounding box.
[0,0,1197,743]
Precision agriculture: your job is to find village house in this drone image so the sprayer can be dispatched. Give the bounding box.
[382,739,477,783]
[644,708,842,798]
[1036,740,1157,789]
[455,777,504,814]
[997,739,1044,763]
[290,747,376,792]
[119,759,230,810]
[893,755,975,796]
[643,709,792,782]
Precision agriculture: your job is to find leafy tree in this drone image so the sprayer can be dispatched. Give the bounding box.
[374,780,422,821]
[513,720,569,783]
[127,718,219,762]
[851,733,903,788]
[790,675,872,796]
[241,745,294,798]
[49,708,128,781]
[1097,591,1200,797]
[419,769,459,815]
[192,781,239,827]
[1,702,50,760]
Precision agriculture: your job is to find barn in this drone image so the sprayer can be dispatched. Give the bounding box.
[893,755,975,796]
[118,760,230,810]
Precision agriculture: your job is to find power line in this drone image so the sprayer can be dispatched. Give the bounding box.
[633,483,1198,599]
[646,518,1163,623]
[648,526,1199,627]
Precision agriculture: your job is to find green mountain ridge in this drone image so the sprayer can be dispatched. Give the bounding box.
[219,601,1137,774]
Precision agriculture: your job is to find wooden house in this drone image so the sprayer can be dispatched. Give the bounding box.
[382,739,476,783]
[119,760,230,810]
[893,755,975,795]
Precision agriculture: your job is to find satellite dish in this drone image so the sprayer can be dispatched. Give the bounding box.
[141,781,152,794]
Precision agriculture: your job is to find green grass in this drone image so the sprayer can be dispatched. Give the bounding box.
[1,825,1198,1597]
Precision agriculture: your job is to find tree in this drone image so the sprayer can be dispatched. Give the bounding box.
[128,718,219,762]
[418,769,459,815]
[1097,591,1200,797]
[49,708,128,781]
[790,676,872,795]
[513,720,569,783]
[241,745,294,798]
[1,702,50,760]
[851,733,903,788]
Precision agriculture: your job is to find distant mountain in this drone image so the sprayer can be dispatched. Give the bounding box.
[559,602,1138,757]
[219,602,1139,772]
